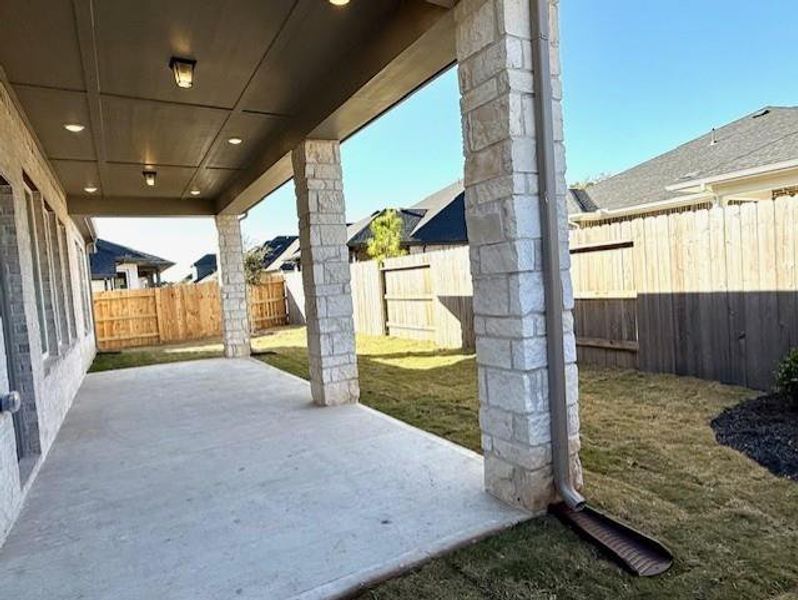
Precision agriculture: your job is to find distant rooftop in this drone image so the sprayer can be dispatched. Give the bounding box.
[573,106,798,212]
[347,180,466,248]
[90,239,174,279]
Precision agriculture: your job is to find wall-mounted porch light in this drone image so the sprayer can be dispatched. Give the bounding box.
[64,123,85,133]
[84,185,98,194]
[227,137,243,145]
[143,170,157,187]
[329,0,350,5]
[190,189,201,196]
[169,57,196,89]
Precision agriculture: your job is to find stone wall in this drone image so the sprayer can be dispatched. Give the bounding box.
[455,0,581,513]
[292,140,359,406]
[0,80,96,545]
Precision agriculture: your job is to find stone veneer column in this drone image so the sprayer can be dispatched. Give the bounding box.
[215,214,251,358]
[292,139,359,406]
[455,0,581,512]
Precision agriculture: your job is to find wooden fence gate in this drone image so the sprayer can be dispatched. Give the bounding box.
[383,261,435,341]
[93,277,287,351]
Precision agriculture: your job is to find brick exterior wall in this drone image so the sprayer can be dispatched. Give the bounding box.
[215,214,251,358]
[455,0,582,512]
[292,140,359,406]
[0,80,96,545]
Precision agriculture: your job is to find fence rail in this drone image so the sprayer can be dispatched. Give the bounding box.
[93,277,287,351]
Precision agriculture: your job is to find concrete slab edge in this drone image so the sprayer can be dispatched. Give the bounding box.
[289,511,532,600]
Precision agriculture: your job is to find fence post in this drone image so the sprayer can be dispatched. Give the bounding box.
[378,264,388,336]
[154,287,165,345]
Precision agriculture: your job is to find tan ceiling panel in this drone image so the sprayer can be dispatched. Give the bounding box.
[102,96,228,167]
[241,0,401,116]
[94,0,295,109]
[0,0,85,90]
[13,86,96,161]
[190,168,238,199]
[51,160,101,196]
[206,113,287,170]
[103,163,196,198]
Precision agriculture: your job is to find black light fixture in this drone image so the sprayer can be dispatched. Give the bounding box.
[169,57,196,89]
[143,170,157,187]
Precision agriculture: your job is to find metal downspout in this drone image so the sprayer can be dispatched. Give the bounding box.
[530,0,585,511]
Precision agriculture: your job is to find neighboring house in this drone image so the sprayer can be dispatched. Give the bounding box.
[188,237,298,284]
[260,235,299,272]
[348,180,467,261]
[191,253,218,283]
[568,106,798,221]
[89,239,174,292]
[285,180,467,266]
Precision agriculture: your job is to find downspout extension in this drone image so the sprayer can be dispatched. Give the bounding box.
[530,0,585,511]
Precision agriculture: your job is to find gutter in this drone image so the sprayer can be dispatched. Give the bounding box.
[665,158,798,193]
[530,0,584,511]
[529,2,674,574]
[568,192,714,224]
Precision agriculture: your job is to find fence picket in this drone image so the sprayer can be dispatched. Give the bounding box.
[93,278,287,351]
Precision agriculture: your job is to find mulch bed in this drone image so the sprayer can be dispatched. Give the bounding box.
[711,394,798,481]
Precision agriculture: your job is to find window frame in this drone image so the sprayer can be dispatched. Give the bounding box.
[24,185,49,358]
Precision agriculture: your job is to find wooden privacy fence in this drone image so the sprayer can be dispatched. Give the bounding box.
[570,196,798,390]
[286,247,474,349]
[93,277,287,351]
[284,196,798,390]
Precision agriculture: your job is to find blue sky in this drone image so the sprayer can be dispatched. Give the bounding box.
[96,0,798,280]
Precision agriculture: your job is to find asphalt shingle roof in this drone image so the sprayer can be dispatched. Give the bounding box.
[90,239,174,279]
[346,180,468,249]
[260,236,298,270]
[577,106,798,212]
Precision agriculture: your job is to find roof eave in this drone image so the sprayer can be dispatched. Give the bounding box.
[666,158,798,193]
[569,192,714,223]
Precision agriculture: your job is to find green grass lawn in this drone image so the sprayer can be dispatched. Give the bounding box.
[90,326,798,599]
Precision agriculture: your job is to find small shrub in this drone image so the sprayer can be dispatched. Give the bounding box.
[774,348,798,405]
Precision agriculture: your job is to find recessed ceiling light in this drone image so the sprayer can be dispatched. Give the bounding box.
[190,189,201,196]
[84,185,98,194]
[329,0,350,5]
[64,123,85,133]
[227,137,243,145]
[169,57,196,89]
[143,170,157,187]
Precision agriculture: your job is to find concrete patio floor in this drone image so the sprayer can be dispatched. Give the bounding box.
[0,358,528,600]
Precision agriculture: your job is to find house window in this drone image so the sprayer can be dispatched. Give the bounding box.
[24,187,48,355]
[58,222,77,342]
[113,273,128,289]
[75,242,92,336]
[44,209,67,349]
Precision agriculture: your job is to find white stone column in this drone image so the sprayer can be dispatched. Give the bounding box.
[292,139,360,406]
[455,0,581,512]
[215,214,251,358]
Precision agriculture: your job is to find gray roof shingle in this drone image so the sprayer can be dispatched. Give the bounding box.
[576,106,798,212]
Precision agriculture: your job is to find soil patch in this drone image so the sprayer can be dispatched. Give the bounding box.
[711,394,798,480]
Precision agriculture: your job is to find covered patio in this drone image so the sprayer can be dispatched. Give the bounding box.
[0,0,583,594]
[0,358,526,599]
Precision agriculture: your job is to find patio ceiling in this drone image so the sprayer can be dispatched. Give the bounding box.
[0,0,455,217]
